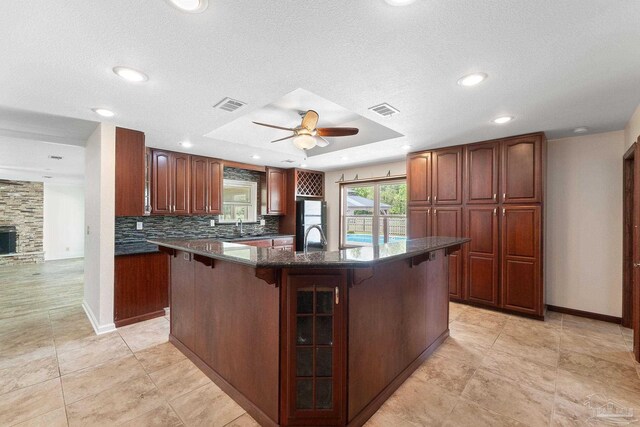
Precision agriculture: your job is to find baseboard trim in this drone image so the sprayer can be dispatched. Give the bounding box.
[82,301,116,335]
[114,310,165,328]
[546,304,622,324]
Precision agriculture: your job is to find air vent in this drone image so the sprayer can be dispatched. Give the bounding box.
[42,176,53,179]
[48,155,63,160]
[369,103,400,117]
[213,97,246,112]
[281,159,296,164]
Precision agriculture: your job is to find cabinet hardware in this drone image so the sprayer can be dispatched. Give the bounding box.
[502,208,506,216]
[335,286,340,305]
[427,208,431,215]
[427,196,431,203]
[503,193,506,200]
[635,262,640,268]
[434,209,437,216]
[493,193,497,201]
[493,208,497,216]
[434,196,438,202]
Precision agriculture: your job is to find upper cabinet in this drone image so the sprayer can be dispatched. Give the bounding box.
[465,141,499,204]
[265,167,286,215]
[501,134,544,204]
[115,128,146,217]
[152,149,190,215]
[432,147,463,205]
[407,152,431,205]
[191,156,223,215]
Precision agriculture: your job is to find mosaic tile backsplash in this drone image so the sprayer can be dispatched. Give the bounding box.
[115,167,280,246]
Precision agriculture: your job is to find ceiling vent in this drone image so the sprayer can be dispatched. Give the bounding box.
[48,155,63,160]
[369,103,400,117]
[213,97,246,112]
[281,159,296,164]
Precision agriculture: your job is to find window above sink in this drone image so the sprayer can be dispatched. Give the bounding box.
[220,179,258,223]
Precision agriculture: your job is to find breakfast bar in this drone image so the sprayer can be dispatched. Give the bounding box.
[151,236,468,427]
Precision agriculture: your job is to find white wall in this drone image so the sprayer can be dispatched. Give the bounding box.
[324,160,406,251]
[625,103,640,151]
[44,183,84,260]
[545,131,626,317]
[83,123,116,334]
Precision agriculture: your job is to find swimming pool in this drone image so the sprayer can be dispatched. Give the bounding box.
[345,234,407,245]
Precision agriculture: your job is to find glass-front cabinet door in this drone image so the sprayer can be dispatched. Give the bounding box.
[283,272,345,426]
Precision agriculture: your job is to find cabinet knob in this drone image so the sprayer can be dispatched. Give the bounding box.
[427,196,431,203]
[434,196,437,202]
[335,286,340,305]
[502,208,506,216]
[503,193,506,201]
[634,262,640,268]
[493,194,497,201]
[493,208,497,216]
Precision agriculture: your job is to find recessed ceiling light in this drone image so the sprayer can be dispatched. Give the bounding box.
[179,141,193,148]
[92,108,114,118]
[574,127,588,133]
[251,154,260,159]
[341,156,349,161]
[457,72,488,87]
[384,0,417,5]
[493,116,513,124]
[113,66,148,83]
[301,163,308,168]
[166,0,208,13]
[402,144,412,150]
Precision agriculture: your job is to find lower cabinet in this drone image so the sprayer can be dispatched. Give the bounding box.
[465,206,499,307]
[282,271,346,426]
[432,207,463,300]
[408,207,431,239]
[114,252,168,327]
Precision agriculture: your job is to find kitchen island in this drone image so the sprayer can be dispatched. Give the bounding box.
[151,236,468,427]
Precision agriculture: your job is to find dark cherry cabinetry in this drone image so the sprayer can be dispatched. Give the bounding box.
[170,251,196,351]
[152,150,190,215]
[115,127,146,217]
[191,156,223,215]
[407,132,546,318]
[265,167,287,215]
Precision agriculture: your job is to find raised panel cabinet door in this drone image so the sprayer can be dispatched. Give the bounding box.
[172,152,191,214]
[501,135,543,204]
[152,150,172,215]
[170,251,196,351]
[465,141,499,204]
[266,167,286,215]
[283,273,346,426]
[432,147,463,205]
[465,206,499,306]
[115,127,146,217]
[408,207,431,239]
[190,156,208,215]
[501,206,542,315]
[407,152,431,205]
[207,159,223,214]
[432,207,463,299]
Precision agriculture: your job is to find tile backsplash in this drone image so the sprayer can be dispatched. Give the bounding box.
[115,167,280,246]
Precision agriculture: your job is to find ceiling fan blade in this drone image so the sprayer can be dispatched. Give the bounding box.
[315,137,330,148]
[301,110,319,131]
[316,127,359,137]
[270,134,296,143]
[252,121,295,132]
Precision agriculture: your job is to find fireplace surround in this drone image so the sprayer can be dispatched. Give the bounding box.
[0,226,17,255]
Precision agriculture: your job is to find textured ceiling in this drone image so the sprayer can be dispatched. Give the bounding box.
[0,0,639,171]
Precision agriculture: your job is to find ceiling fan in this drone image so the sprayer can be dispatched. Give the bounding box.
[252,110,359,151]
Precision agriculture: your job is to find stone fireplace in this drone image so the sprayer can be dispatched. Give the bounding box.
[0,226,17,255]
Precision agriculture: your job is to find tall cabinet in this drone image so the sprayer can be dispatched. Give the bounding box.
[407,132,545,318]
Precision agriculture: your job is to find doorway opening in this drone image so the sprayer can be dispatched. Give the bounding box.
[623,140,639,362]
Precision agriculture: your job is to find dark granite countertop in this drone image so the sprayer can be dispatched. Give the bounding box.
[221,234,295,242]
[115,243,162,256]
[148,236,470,268]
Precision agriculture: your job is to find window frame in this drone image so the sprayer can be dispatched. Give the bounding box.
[219,179,258,223]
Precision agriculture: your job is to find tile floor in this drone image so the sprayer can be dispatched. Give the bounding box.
[1,260,639,426]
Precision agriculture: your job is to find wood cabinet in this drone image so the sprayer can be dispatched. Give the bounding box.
[408,207,431,239]
[465,141,499,204]
[114,252,169,327]
[465,206,499,306]
[432,147,463,205]
[152,150,191,215]
[432,207,463,299]
[170,250,196,351]
[191,156,223,215]
[265,167,287,215]
[115,127,146,217]
[407,152,432,205]
[501,135,543,204]
[501,206,542,315]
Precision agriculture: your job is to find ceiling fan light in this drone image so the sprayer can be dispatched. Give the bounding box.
[293,135,316,150]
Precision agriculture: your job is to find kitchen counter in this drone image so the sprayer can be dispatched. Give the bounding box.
[148,236,468,268]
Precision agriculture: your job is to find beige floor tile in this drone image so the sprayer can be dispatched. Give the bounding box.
[134,342,186,374]
[481,348,557,394]
[562,315,623,341]
[149,358,211,401]
[551,395,602,427]
[442,399,524,426]
[0,353,59,395]
[462,369,553,427]
[61,355,148,404]
[414,354,477,394]
[65,375,164,427]
[223,413,260,427]
[118,317,169,353]
[544,310,563,327]
[454,307,509,330]
[559,350,638,388]
[119,404,183,426]
[449,321,501,347]
[560,330,633,366]
[170,383,246,427]
[12,407,68,427]
[555,368,609,405]
[365,406,422,427]
[449,302,468,322]
[433,335,490,366]
[0,378,64,426]
[493,330,559,367]
[57,332,132,375]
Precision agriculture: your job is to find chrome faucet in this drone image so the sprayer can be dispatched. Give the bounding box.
[236,218,244,236]
[303,225,327,252]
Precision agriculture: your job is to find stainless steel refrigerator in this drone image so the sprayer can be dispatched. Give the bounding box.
[295,200,327,252]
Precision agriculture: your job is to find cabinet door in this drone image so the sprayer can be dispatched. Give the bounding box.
[501,135,543,203]
[465,206,499,306]
[432,207,463,299]
[465,142,499,204]
[432,147,463,205]
[284,273,345,426]
[170,251,196,350]
[172,152,191,214]
[207,159,223,214]
[266,167,286,215]
[407,152,431,205]
[191,156,208,215]
[115,128,146,217]
[152,150,172,215]
[501,206,542,315]
[408,207,431,239]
